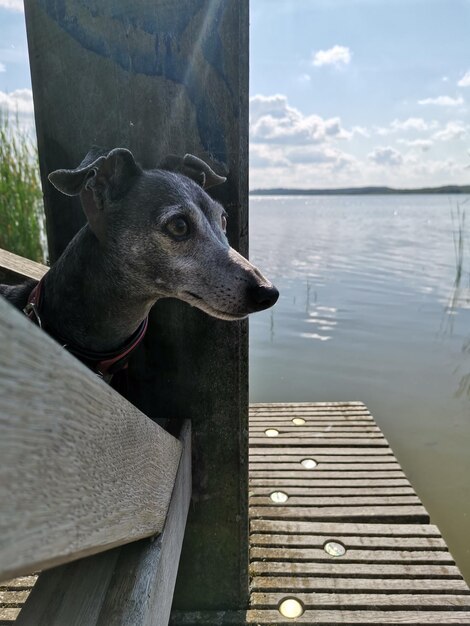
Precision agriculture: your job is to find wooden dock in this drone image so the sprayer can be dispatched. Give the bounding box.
[2,401,470,624]
[247,402,470,624]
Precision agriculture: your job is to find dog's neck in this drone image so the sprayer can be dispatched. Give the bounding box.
[40,226,158,352]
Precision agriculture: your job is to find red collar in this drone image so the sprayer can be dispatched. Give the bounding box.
[24,277,148,380]
[24,279,43,327]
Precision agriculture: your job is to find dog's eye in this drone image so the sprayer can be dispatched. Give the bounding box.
[166,217,190,239]
[221,215,227,232]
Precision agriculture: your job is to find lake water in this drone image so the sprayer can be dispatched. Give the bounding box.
[248,194,470,583]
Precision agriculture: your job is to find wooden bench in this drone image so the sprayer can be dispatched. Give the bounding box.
[0,250,191,625]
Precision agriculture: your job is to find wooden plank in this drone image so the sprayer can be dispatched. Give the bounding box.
[250,402,366,408]
[251,431,385,438]
[0,578,37,590]
[250,534,448,550]
[250,417,375,423]
[250,562,462,577]
[249,495,421,506]
[249,505,429,522]
[17,421,192,626]
[250,416,375,421]
[249,462,401,470]
[251,415,373,420]
[250,447,392,456]
[250,414,374,421]
[250,413,373,420]
[250,413,373,419]
[250,407,371,412]
[0,590,30,604]
[0,248,47,285]
[250,425,381,431]
[0,296,181,581]
[15,551,120,626]
[250,478,412,487]
[250,454,395,462]
[249,470,407,479]
[96,420,192,626]
[251,576,470,593]
[0,607,20,621]
[251,433,386,441]
[250,487,415,496]
[250,547,454,563]
[251,591,470,608]
[246,609,470,624]
[249,437,388,447]
[250,520,443,536]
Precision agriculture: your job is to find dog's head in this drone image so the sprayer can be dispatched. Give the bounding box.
[48,147,278,320]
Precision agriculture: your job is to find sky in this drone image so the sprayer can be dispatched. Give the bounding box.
[250,0,470,189]
[1,0,469,189]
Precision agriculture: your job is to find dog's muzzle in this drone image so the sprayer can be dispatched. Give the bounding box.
[246,284,279,313]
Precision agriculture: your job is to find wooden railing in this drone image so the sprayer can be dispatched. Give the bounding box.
[0,249,191,625]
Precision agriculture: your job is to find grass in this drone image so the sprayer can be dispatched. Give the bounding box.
[0,111,45,263]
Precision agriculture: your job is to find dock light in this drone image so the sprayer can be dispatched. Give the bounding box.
[300,458,317,469]
[270,491,289,503]
[265,428,279,437]
[278,598,304,619]
[292,417,306,425]
[324,540,346,557]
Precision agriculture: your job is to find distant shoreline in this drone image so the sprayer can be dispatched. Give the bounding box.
[250,185,470,196]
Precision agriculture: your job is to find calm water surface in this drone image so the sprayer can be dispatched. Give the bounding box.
[249,194,470,582]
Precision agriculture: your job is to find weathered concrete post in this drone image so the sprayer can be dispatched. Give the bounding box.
[24,0,249,619]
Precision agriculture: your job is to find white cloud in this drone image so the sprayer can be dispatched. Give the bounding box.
[312,45,352,68]
[249,149,361,190]
[374,118,439,136]
[0,62,5,73]
[397,139,433,152]
[408,158,460,180]
[418,95,464,106]
[250,144,289,168]
[458,71,470,87]
[0,88,34,115]
[391,117,437,132]
[250,94,351,145]
[432,121,468,141]
[0,0,24,11]
[368,146,403,166]
[351,125,370,138]
[250,93,288,120]
[286,146,356,171]
[374,126,391,136]
[298,73,311,83]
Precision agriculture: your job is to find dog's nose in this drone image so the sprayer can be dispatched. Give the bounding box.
[248,284,279,312]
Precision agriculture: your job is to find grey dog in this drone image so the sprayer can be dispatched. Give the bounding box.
[0,147,278,379]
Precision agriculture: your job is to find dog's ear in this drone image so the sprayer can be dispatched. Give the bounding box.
[48,148,142,242]
[48,147,142,199]
[159,153,227,189]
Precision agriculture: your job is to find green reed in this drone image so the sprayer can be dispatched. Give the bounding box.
[447,199,470,397]
[0,112,45,262]
[449,200,469,314]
